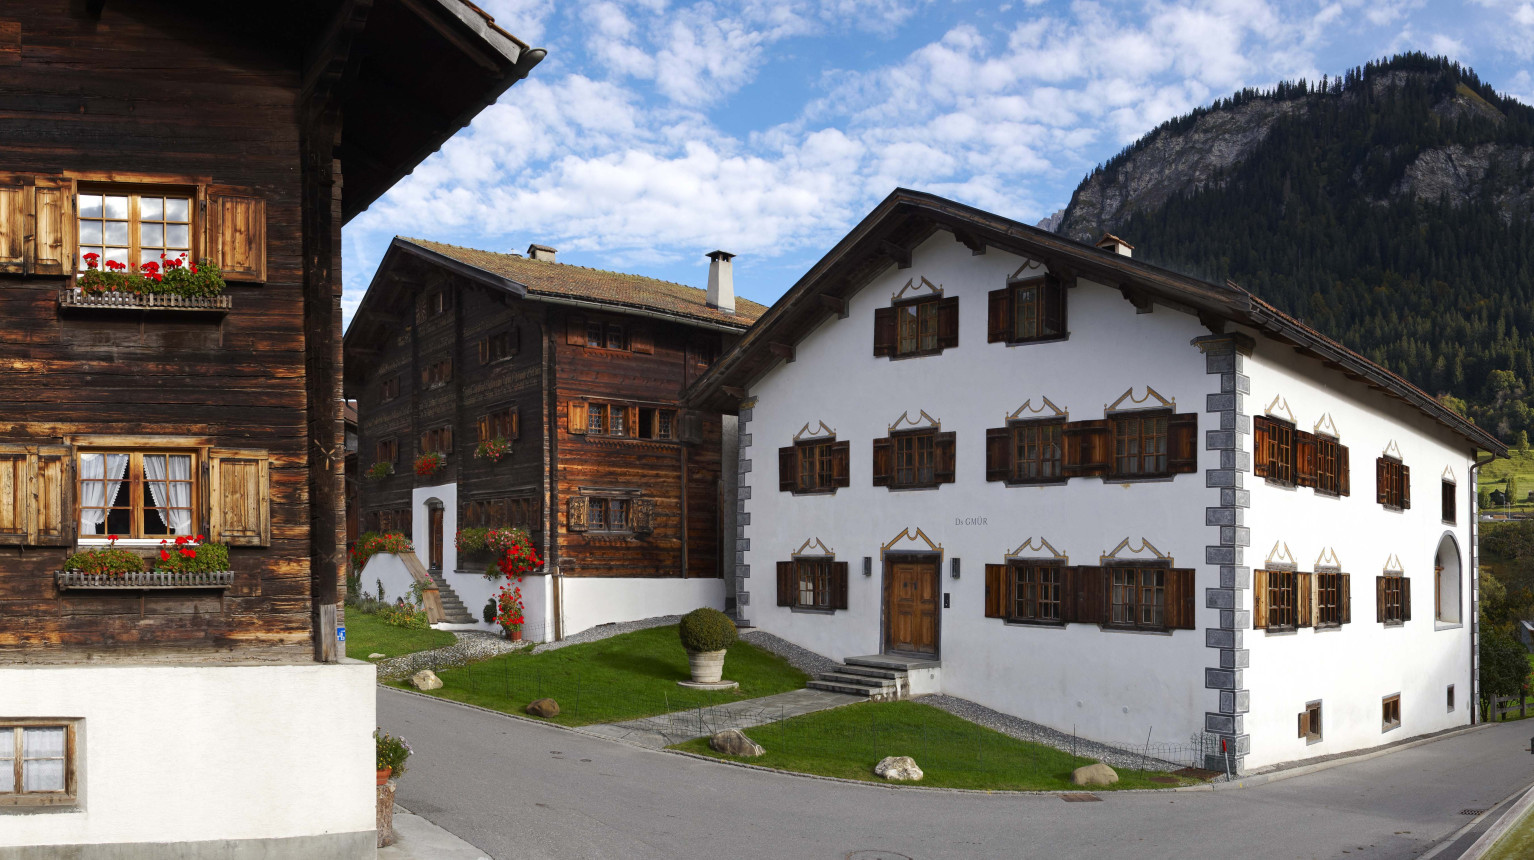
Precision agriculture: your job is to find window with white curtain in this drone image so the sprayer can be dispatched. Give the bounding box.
[0,721,76,807]
[79,451,196,540]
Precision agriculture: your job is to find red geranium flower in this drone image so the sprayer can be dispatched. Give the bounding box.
[159,550,171,562]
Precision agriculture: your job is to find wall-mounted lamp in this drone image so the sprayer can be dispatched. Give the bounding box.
[950,558,961,580]
[863,556,873,577]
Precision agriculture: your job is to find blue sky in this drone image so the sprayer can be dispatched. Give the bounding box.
[340,0,1534,327]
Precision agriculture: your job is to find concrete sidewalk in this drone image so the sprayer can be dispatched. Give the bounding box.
[574,687,862,748]
[379,805,492,860]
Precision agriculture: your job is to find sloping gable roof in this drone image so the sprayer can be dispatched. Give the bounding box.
[396,238,768,327]
[685,188,1503,455]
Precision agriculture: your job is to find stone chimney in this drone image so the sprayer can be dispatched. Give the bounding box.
[1095,233,1133,257]
[706,250,735,313]
[527,243,557,262]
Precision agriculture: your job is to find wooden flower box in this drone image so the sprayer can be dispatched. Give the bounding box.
[59,288,232,314]
[55,569,235,591]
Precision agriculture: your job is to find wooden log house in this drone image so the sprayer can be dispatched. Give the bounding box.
[344,239,764,638]
[0,2,540,855]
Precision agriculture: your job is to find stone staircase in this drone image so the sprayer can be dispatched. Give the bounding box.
[427,571,476,624]
[806,655,938,701]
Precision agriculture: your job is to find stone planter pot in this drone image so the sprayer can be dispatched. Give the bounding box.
[687,649,727,683]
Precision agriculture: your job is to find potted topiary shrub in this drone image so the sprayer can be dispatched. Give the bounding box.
[678,607,738,684]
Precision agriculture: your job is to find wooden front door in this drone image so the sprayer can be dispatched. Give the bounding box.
[885,557,939,655]
[429,507,444,571]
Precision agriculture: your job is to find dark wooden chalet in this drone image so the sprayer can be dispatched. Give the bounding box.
[344,239,764,633]
[0,1,543,663]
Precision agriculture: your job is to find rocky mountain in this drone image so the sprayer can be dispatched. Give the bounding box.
[1054,54,1534,443]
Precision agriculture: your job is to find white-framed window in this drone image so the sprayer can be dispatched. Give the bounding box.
[0,720,78,808]
[78,450,196,542]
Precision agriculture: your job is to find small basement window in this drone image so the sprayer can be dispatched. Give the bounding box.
[1299,701,1322,743]
[0,721,78,808]
[1447,684,1455,712]
[1382,694,1401,732]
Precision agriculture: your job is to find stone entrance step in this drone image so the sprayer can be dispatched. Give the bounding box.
[807,654,939,701]
[427,571,476,624]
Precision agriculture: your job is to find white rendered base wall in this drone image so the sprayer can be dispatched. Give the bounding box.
[559,577,725,638]
[0,661,376,857]
[361,550,417,608]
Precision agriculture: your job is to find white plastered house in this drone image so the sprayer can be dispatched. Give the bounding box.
[686,190,1501,773]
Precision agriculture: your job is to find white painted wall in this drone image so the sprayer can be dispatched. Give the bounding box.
[361,550,417,607]
[560,576,725,637]
[1242,341,1477,769]
[0,662,375,851]
[740,231,1220,748]
[413,482,457,574]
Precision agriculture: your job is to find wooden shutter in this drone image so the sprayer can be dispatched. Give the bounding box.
[209,449,270,547]
[568,400,588,435]
[33,446,71,546]
[873,306,897,356]
[831,561,849,610]
[987,287,1011,343]
[631,498,656,535]
[1296,572,1313,628]
[777,561,795,607]
[934,431,956,484]
[1252,569,1269,629]
[1402,576,1412,621]
[1401,465,1411,509]
[1061,565,1080,621]
[1042,275,1066,334]
[477,415,490,443]
[0,180,24,274]
[1166,568,1196,630]
[1376,458,1388,505]
[1339,445,1351,496]
[566,314,587,346]
[831,440,850,488]
[510,408,520,441]
[30,178,72,276]
[1253,417,1271,478]
[1376,576,1386,623]
[985,427,1010,482]
[936,296,960,350]
[209,192,266,282]
[625,406,639,439]
[1299,710,1308,739]
[1167,413,1198,474]
[871,437,893,486]
[1294,431,1318,488]
[1341,574,1351,624]
[1062,419,1111,477]
[630,326,654,355]
[1074,565,1105,624]
[566,496,588,533]
[984,564,1008,619]
[478,338,489,365]
[779,446,797,493]
[0,446,29,545]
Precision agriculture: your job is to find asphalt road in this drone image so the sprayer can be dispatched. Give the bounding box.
[380,687,1534,860]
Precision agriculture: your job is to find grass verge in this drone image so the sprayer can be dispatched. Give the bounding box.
[670,700,1196,791]
[386,624,808,727]
[344,610,456,660]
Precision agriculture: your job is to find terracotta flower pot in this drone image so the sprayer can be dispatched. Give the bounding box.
[687,649,727,683]
[507,628,522,642]
[376,767,392,786]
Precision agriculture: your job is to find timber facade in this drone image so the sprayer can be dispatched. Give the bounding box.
[345,239,762,638]
[0,2,539,853]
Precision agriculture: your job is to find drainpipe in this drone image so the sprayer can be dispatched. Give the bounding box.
[1469,453,1498,723]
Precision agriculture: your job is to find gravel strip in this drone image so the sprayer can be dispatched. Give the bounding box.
[739,630,840,678]
[534,615,681,652]
[920,694,1185,771]
[375,631,529,681]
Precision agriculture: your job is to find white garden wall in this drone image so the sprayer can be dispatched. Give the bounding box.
[560,577,725,637]
[739,230,1221,749]
[0,662,376,856]
[1241,342,1477,770]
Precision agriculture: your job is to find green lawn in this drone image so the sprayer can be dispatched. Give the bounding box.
[1485,799,1534,860]
[387,624,808,727]
[671,700,1196,791]
[344,610,456,660]
[1480,449,1534,512]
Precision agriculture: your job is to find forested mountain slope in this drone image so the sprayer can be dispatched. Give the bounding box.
[1057,54,1534,442]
